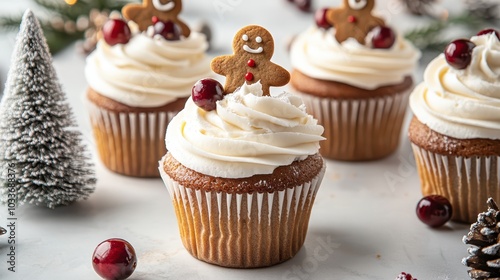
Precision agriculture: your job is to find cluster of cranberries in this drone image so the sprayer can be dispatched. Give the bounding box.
[92,238,137,280]
[315,8,395,49]
[395,272,417,280]
[444,28,499,70]
[102,17,182,46]
[151,16,181,41]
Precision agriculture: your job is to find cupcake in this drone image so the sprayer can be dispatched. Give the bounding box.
[290,0,420,160]
[409,30,500,223]
[85,0,211,177]
[159,25,325,268]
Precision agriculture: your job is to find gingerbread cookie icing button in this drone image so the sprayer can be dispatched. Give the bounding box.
[211,25,290,96]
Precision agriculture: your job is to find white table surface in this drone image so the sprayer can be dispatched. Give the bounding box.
[0,0,477,279]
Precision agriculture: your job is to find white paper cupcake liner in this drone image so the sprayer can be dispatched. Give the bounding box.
[159,156,326,268]
[412,144,500,223]
[297,89,410,161]
[87,101,178,177]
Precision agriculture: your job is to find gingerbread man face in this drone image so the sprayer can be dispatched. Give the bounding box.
[211,25,290,96]
[233,26,274,60]
[344,0,375,12]
[326,0,384,44]
[123,0,190,37]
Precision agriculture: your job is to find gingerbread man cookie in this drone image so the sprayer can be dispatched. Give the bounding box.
[122,0,190,37]
[211,25,290,96]
[326,0,384,44]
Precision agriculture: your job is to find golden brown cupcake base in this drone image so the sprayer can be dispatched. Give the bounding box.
[408,117,500,157]
[87,88,187,177]
[291,70,413,99]
[291,70,413,161]
[87,88,187,113]
[160,153,325,268]
[163,153,324,193]
[295,89,411,161]
[409,117,500,223]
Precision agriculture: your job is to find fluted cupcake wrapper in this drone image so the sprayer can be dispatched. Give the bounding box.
[297,89,410,161]
[159,157,326,268]
[87,101,177,177]
[412,144,500,223]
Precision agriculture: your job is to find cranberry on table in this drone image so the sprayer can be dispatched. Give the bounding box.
[416,195,453,228]
[102,19,132,46]
[396,272,417,280]
[153,20,181,41]
[294,0,312,12]
[444,39,476,70]
[370,26,396,49]
[192,78,224,111]
[92,238,137,280]
[315,8,332,29]
[476,28,500,39]
[286,0,312,12]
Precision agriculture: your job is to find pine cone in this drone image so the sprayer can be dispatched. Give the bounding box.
[463,198,500,279]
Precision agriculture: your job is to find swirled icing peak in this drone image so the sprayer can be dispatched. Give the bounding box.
[85,30,211,107]
[165,82,325,178]
[290,26,420,90]
[410,33,500,140]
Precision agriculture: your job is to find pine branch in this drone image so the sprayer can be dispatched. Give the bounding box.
[44,29,83,55]
[33,0,70,14]
[0,0,133,55]
[95,0,133,11]
[34,0,94,21]
[405,12,497,52]
[0,16,23,32]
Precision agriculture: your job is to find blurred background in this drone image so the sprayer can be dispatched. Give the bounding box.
[0,0,498,71]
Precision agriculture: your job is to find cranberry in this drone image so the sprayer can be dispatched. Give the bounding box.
[192,78,224,111]
[294,0,311,12]
[444,39,476,70]
[370,26,396,49]
[476,28,500,40]
[315,8,332,29]
[153,20,181,41]
[416,195,453,228]
[396,272,417,280]
[102,19,132,46]
[286,0,311,12]
[92,238,137,280]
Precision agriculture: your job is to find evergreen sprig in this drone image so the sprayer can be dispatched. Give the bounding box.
[0,0,132,55]
[405,12,499,52]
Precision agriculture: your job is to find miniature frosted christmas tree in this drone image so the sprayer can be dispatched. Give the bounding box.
[463,198,500,279]
[0,10,96,208]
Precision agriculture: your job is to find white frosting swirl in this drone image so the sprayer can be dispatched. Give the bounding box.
[85,32,212,107]
[410,33,500,140]
[290,26,421,89]
[165,82,325,178]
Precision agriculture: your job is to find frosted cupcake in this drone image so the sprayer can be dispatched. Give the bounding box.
[290,0,420,160]
[85,0,211,177]
[409,29,500,223]
[159,25,325,268]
